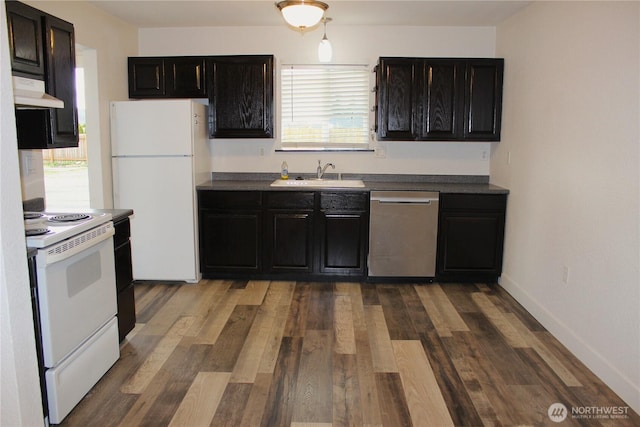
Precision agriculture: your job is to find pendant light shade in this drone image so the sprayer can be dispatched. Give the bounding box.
[318,17,332,62]
[276,0,328,31]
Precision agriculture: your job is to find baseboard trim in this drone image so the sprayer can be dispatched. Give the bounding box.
[498,273,640,414]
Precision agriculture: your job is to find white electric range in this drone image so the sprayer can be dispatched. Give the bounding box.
[25,211,120,424]
[25,211,112,247]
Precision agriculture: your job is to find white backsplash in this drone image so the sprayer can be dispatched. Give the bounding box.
[18,150,46,203]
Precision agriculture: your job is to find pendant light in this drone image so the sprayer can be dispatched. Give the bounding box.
[318,17,332,62]
[276,0,329,31]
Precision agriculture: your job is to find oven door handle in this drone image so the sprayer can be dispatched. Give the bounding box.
[36,222,115,266]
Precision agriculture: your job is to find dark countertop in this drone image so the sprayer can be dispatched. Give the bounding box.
[86,209,134,223]
[196,173,509,194]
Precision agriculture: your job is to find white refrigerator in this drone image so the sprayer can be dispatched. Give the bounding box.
[111,100,210,283]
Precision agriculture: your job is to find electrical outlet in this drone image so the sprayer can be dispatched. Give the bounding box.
[259,147,265,157]
[375,146,386,158]
[481,150,488,161]
[507,151,512,165]
[562,266,570,284]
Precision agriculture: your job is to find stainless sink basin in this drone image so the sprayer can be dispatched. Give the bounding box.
[270,179,365,188]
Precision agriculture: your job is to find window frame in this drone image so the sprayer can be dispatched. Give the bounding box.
[277,63,373,152]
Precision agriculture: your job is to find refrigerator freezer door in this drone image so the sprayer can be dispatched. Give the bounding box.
[111,100,198,157]
[112,156,200,282]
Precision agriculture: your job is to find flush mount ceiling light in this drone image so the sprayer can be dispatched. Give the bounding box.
[276,0,329,31]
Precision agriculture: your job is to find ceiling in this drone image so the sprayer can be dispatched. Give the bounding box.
[88,0,532,28]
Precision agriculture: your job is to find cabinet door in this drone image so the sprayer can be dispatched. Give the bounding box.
[463,59,504,141]
[44,14,78,147]
[14,11,78,149]
[318,192,369,276]
[265,210,314,273]
[437,194,506,282]
[208,56,274,138]
[128,57,166,98]
[420,60,464,140]
[198,191,263,276]
[200,210,262,274]
[264,191,315,274]
[6,1,44,76]
[166,57,207,98]
[377,58,419,140]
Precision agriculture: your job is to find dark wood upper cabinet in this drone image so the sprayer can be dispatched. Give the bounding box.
[207,55,274,139]
[128,55,273,139]
[420,60,464,140]
[128,56,207,98]
[167,57,207,98]
[6,0,44,76]
[7,1,78,149]
[377,57,503,142]
[44,14,78,147]
[463,60,504,141]
[376,58,419,140]
[128,57,166,97]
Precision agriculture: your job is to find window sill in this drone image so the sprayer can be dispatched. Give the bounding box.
[276,146,374,153]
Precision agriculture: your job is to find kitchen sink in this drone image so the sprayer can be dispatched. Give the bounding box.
[270,179,365,188]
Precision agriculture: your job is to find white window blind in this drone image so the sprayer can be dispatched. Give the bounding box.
[280,64,370,149]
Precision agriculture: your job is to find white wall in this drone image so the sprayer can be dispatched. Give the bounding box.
[139,25,497,177]
[493,1,639,412]
[24,0,138,208]
[2,2,136,424]
[0,2,44,425]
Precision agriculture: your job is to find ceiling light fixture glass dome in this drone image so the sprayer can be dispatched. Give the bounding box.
[276,0,329,31]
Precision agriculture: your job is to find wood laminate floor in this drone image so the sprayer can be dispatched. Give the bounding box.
[60,281,638,426]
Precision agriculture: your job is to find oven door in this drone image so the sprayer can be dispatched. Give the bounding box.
[36,222,117,367]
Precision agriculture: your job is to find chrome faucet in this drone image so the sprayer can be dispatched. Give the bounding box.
[317,160,335,179]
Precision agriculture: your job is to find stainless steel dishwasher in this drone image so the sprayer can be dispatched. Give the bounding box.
[368,191,439,277]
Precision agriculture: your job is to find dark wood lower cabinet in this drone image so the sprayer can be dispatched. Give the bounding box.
[200,211,262,274]
[198,191,263,276]
[264,191,314,274]
[265,211,314,273]
[318,192,369,276]
[198,189,505,282]
[436,193,507,282]
[198,190,369,279]
[113,217,135,341]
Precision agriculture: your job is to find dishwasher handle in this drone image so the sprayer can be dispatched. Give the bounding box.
[371,195,438,204]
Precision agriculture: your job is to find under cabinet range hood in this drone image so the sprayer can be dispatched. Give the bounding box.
[13,76,64,109]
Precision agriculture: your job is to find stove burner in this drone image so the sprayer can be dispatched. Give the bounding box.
[24,212,44,220]
[26,228,51,236]
[49,213,91,223]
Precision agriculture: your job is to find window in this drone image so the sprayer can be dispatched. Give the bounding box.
[280,64,370,150]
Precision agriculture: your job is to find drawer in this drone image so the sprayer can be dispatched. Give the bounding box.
[266,191,315,209]
[321,192,368,211]
[198,190,262,210]
[113,217,130,248]
[440,193,507,211]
